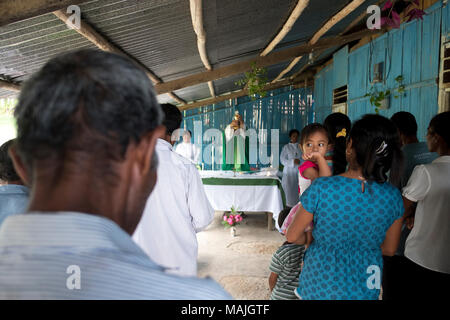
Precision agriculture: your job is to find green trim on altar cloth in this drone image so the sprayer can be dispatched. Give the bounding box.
[201,177,286,207]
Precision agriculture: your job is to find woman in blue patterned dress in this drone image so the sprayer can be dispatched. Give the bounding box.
[286,114,405,300]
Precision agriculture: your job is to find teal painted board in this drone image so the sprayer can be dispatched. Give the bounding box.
[386,29,404,89]
[439,0,450,40]
[333,45,348,89]
[369,33,388,87]
[314,65,333,123]
[324,65,334,107]
[348,46,369,100]
[313,68,326,121]
[348,99,370,122]
[417,84,439,140]
[402,19,422,85]
[420,5,441,82]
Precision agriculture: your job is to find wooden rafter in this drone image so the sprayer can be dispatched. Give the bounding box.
[0,80,20,92]
[156,28,381,95]
[52,9,186,105]
[179,72,314,111]
[261,0,310,56]
[272,0,366,82]
[289,0,386,81]
[0,0,86,27]
[189,0,215,98]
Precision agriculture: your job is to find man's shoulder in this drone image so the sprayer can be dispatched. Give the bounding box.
[98,260,231,299]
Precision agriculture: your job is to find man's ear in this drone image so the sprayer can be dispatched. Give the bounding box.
[8,145,30,186]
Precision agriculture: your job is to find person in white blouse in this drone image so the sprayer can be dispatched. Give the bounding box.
[133,104,214,277]
[175,130,200,164]
[280,129,302,207]
[401,111,450,298]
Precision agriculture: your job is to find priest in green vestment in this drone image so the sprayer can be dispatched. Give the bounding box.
[222,111,250,171]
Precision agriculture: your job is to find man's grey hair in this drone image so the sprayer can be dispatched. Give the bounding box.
[14,49,163,168]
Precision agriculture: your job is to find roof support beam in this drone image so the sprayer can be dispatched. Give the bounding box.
[52,9,186,105]
[272,0,365,82]
[155,28,381,95]
[261,0,310,56]
[288,0,385,81]
[189,0,215,97]
[0,80,20,92]
[179,72,314,111]
[0,0,86,27]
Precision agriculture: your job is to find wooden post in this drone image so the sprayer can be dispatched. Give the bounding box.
[273,0,366,81]
[261,0,310,56]
[0,80,21,92]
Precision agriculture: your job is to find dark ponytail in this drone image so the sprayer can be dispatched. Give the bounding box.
[350,114,403,185]
[323,113,351,175]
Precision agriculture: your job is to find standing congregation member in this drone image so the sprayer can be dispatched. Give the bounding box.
[0,139,29,227]
[382,111,438,299]
[175,130,200,164]
[287,114,404,300]
[280,129,302,207]
[323,112,351,175]
[280,124,332,236]
[0,49,231,299]
[269,207,305,300]
[401,111,450,299]
[133,104,214,277]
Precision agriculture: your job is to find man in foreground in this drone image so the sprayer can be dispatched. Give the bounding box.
[0,49,230,299]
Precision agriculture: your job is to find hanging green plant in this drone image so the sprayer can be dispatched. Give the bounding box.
[364,75,405,114]
[235,62,268,100]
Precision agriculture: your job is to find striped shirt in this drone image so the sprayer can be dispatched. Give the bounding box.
[0,184,29,227]
[270,243,305,300]
[0,212,232,300]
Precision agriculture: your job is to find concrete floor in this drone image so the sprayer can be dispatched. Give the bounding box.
[197,210,285,300]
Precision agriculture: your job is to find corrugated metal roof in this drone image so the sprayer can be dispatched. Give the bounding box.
[0,0,372,103]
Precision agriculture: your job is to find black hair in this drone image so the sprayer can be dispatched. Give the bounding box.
[323,113,351,175]
[184,129,192,137]
[349,114,403,185]
[429,111,450,147]
[14,49,163,170]
[300,123,328,146]
[390,111,418,137]
[278,206,292,229]
[0,139,21,182]
[160,103,182,135]
[288,129,300,138]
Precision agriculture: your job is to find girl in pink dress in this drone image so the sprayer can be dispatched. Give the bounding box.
[281,123,332,237]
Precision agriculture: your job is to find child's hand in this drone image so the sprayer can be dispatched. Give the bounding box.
[302,151,324,163]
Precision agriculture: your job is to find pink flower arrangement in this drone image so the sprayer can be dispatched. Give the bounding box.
[222,206,244,228]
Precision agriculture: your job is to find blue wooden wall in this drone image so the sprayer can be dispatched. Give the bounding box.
[314,1,444,140]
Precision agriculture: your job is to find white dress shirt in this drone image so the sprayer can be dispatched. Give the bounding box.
[403,156,450,274]
[133,139,214,277]
[175,142,200,164]
[280,143,302,207]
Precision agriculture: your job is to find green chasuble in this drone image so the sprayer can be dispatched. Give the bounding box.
[221,130,250,171]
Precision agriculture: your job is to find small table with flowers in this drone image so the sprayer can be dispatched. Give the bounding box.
[200,170,286,231]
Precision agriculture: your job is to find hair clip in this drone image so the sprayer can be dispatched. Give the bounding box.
[376,140,388,155]
[336,128,346,138]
